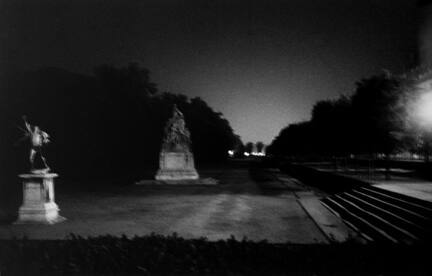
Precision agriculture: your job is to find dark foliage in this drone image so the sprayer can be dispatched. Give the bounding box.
[255,141,264,153]
[267,121,315,157]
[350,72,404,155]
[0,234,430,275]
[244,142,254,154]
[268,72,406,159]
[0,64,240,182]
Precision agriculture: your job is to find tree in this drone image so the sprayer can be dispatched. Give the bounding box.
[0,64,241,181]
[310,96,352,157]
[350,72,404,179]
[256,142,264,153]
[245,142,254,154]
[351,72,403,153]
[186,97,239,162]
[232,135,245,157]
[268,71,406,176]
[267,121,314,157]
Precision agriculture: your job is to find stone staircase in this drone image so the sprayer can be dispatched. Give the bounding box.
[321,185,432,244]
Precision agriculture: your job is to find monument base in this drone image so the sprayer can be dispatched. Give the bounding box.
[14,173,65,224]
[155,152,199,181]
[136,177,218,185]
[155,169,200,181]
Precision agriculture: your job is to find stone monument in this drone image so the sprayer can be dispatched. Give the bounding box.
[155,105,199,181]
[15,116,65,224]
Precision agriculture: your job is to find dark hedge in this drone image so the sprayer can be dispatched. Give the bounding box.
[0,234,430,275]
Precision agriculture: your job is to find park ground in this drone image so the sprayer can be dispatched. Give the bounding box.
[304,161,432,202]
[0,162,355,243]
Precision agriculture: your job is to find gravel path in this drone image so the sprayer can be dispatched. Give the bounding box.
[0,168,327,243]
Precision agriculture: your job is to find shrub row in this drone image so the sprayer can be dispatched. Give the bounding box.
[0,234,430,275]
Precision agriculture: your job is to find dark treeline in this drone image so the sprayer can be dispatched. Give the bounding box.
[0,63,241,182]
[267,70,431,161]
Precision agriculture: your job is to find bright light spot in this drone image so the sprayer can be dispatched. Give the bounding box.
[228,150,234,157]
[250,152,266,157]
[244,152,250,157]
[414,92,432,128]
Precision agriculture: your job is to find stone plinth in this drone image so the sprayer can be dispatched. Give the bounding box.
[15,173,65,224]
[155,152,199,181]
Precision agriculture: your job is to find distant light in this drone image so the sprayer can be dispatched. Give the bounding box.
[228,150,234,157]
[244,152,250,157]
[251,152,266,157]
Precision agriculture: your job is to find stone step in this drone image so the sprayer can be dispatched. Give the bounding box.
[321,186,432,244]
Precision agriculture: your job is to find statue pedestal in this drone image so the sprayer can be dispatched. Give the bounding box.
[155,152,199,181]
[15,173,65,224]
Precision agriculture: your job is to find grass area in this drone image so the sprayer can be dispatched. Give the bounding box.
[0,234,430,275]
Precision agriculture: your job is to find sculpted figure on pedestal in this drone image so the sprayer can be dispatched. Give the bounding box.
[161,105,192,152]
[155,105,199,181]
[19,116,51,174]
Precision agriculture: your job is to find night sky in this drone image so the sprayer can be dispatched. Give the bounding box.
[0,0,420,144]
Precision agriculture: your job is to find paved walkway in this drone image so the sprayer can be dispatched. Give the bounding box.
[308,163,432,202]
[337,171,432,203]
[373,180,432,203]
[0,168,344,243]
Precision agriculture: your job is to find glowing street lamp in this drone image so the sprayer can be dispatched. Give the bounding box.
[408,83,432,162]
[412,91,432,130]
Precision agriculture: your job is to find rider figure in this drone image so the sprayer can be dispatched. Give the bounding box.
[23,116,50,173]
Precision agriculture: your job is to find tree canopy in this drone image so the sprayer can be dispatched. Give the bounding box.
[0,64,241,182]
[268,71,410,159]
